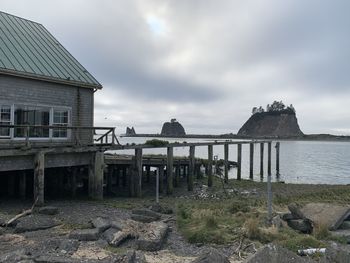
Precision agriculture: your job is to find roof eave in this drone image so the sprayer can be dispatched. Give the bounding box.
[0,69,102,90]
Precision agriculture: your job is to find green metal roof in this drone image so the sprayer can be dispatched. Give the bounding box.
[0,11,102,89]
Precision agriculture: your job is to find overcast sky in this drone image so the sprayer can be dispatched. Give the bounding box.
[1,0,350,135]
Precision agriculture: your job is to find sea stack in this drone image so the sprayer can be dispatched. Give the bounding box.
[125,127,136,135]
[161,119,186,136]
[238,101,303,137]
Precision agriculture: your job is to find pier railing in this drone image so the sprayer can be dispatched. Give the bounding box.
[0,124,120,148]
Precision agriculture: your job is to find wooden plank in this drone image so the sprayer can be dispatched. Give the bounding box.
[237,144,242,180]
[249,143,254,180]
[260,143,264,177]
[224,143,229,183]
[167,147,174,194]
[188,146,195,191]
[34,151,45,205]
[208,145,213,187]
[268,142,272,176]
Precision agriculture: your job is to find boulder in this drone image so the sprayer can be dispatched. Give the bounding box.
[246,244,316,263]
[288,203,304,219]
[0,227,4,235]
[91,217,111,233]
[282,213,295,221]
[272,215,286,229]
[339,221,350,230]
[191,248,230,263]
[14,215,60,233]
[136,221,168,251]
[38,206,59,216]
[287,219,313,234]
[0,249,31,263]
[69,228,100,241]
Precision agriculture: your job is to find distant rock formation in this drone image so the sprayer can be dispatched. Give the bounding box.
[161,119,186,136]
[238,101,303,137]
[126,127,136,135]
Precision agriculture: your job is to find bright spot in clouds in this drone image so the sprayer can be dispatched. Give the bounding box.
[146,15,167,35]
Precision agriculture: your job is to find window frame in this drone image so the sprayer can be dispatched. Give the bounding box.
[0,104,13,138]
[0,102,71,141]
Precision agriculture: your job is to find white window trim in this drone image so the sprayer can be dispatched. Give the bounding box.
[0,102,72,141]
[0,104,13,138]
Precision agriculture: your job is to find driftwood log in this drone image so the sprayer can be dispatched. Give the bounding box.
[5,198,38,226]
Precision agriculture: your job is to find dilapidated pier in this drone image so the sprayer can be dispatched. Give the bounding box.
[0,124,280,205]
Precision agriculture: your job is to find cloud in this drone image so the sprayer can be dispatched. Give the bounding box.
[1,0,350,134]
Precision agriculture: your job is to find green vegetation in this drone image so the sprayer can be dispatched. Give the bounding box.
[145,139,169,147]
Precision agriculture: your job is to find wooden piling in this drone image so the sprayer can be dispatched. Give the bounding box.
[115,166,120,187]
[167,147,174,194]
[188,146,195,191]
[268,142,272,176]
[237,144,242,180]
[34,151,45,205]
[276,142,280,175]
[129,163,135,197]
[224,144,229,183]
[70,167,78,198]
[122,166,127,187]
[94,151,105,200]
[134,148,143,197]
[146,165,151,183]
[249,143,254,180]
[107,165,113,195]
[159,165,164,193]
[260,143,264,177]
[208,145,213,187]
[175,165,180,187]
[19,170,26,200]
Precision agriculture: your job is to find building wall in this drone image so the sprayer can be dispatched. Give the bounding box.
[0,74,94,145]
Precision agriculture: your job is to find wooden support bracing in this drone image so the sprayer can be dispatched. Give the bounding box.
[237,144,242,180]
[188,146,195,191]
[167,147,174,194]
[224,144,229,183]
[260,143,264,177]
[34,151,45,205]
[207,145,213,187]
[249,143,254,180]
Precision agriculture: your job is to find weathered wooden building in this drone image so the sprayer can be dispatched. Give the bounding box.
[0,11,114,204]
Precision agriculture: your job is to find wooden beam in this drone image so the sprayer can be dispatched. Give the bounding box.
[260,143,264,177]
[34,151,45,205]
[167,147,174,194]
[208,145,213,187]
[188,146,195,191]
[268,142,272,176]
[249,143,254,180]
[237,144,242,180]
[224,144,229,183]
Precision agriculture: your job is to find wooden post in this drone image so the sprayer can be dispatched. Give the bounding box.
[94,151,104,200]
[128,164,135,197]
[70,167,77,198]
[134,148,143,197]
[175,165,180,187]
[156,168,159,203]
[249,143,254,180]
[208,145,213,187]
[260,143,264,177]
[107,165,113,195]
[115,166,120,187]
[167,147,174,194]
[224,144,229,183]
[159,165,164,193]
[276,142,280,176]
[19,170,26,200]
[237,144,242,180]
[122,166,127,187]
[34,151,45,205]
[146,166,151,183]
[196,164,202,179]
[188,146,195,191]
[268,142,272,176]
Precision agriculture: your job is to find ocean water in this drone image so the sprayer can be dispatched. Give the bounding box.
[108,137,350,185]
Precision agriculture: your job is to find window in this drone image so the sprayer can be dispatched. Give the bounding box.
[14,106,50,138]
[53,110,69,138]
[0,105,11,137]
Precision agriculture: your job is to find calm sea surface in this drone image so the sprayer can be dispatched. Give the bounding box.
[109,137,350,185]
